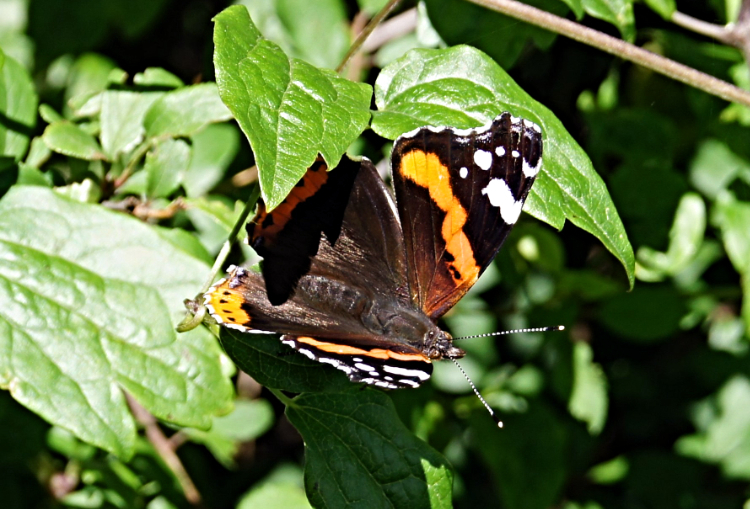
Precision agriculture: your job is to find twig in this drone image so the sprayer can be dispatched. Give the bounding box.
[336,0,404,74]
[362,8,419,53]
[465,0,750,107]
[125,394,203,506]
[670,11,734,43]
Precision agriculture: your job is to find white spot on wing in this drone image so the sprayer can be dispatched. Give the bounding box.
[355,362,376,372]
[481,178,524,224]
[495,146,506,157]
[382,365,431,381]
[511,150,520,158]
[473,149,493,170]
[459,167,468,179]
[523,157,541,178]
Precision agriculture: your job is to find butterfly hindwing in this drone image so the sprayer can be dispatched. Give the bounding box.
[392,113,543,319]
[207,158,413,341]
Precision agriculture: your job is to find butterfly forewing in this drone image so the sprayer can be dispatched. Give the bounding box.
[392,113,543,319]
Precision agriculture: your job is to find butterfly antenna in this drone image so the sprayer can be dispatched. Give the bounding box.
[450,358,503,429]
[453,325,564,341]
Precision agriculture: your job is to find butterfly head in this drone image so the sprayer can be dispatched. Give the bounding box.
[423,328,465,360]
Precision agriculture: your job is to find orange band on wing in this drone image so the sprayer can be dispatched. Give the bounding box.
[251,158,329,244]
[296,336,430,363]
[206,279,252,327]
[399,150,479,286]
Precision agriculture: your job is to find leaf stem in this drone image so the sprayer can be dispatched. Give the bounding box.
[268,387,295,407]
[465,0,750,107]
[336,0,404,74]
[176,183,260,332]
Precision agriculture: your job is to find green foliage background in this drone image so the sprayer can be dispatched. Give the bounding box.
[0,0,749,508]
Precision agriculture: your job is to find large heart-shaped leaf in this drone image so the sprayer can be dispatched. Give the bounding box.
[287,390,454,509]
[0,186,233,457]
[213,5,372,210]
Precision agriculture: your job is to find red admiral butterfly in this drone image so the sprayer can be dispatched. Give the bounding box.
[205,112,542,391]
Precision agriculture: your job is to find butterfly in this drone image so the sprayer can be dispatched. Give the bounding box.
[204,112,542,389]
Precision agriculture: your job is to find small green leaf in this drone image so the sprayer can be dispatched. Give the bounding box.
[143,83,232,138]
[183,399,274,468]
[100,90,163,159]
[286,390,454,509]
[0,53,37,162]
[16,163,53,187]
[133,67,184,88]
[373,46,634,287]
[182,123,240,197]
[676,376,750,479]
[588,456,629,485]
[712,194,750,274]
[213,5,372,209]
[144,138,191,199]
[238,482,312,509]
[42,121,106,161]
[0,187,233,457]
[568,342,608,435]
[637,192,706,281]
[580,0,635,40]
[38,103,63,124]
[643,0,675,19]
[690,139,750,200]
[64,53,118,115]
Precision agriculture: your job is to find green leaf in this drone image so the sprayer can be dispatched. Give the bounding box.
[213,5,372,210]
[42,121,106,161]
[471,403,568,509]
[100,90,163,159]
[598,285,686,342]
[64,53,118,116]
[0,52,37,162]
[133,67,184,88]
[676,376,750,480]
[690,139,750,200]
[712,194,750,332]
[143,83,232,138]
[580,0,635,40]
[144,138,191,199]
[239,483,311,509]
[568,342,608,435]
[275,0,350,69]
[712,194,750,274]
[0,187,233,457]
[424,0,569,69]
[237,465,311,509]
[219,329,353,393]
[182,123,240,197]
[373,46,634,287]
[286,390,454,509]
[16,163,52,187]
[643,0,675,19]
[183,399,274,468]
[637,192,706,281]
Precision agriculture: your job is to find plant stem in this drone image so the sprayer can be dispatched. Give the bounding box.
[465,0,750,107]
[670,11,733,43]
[126,394,202,506]
[268,387,295,407]
[336,0,404,74]
[176,183,260,332]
